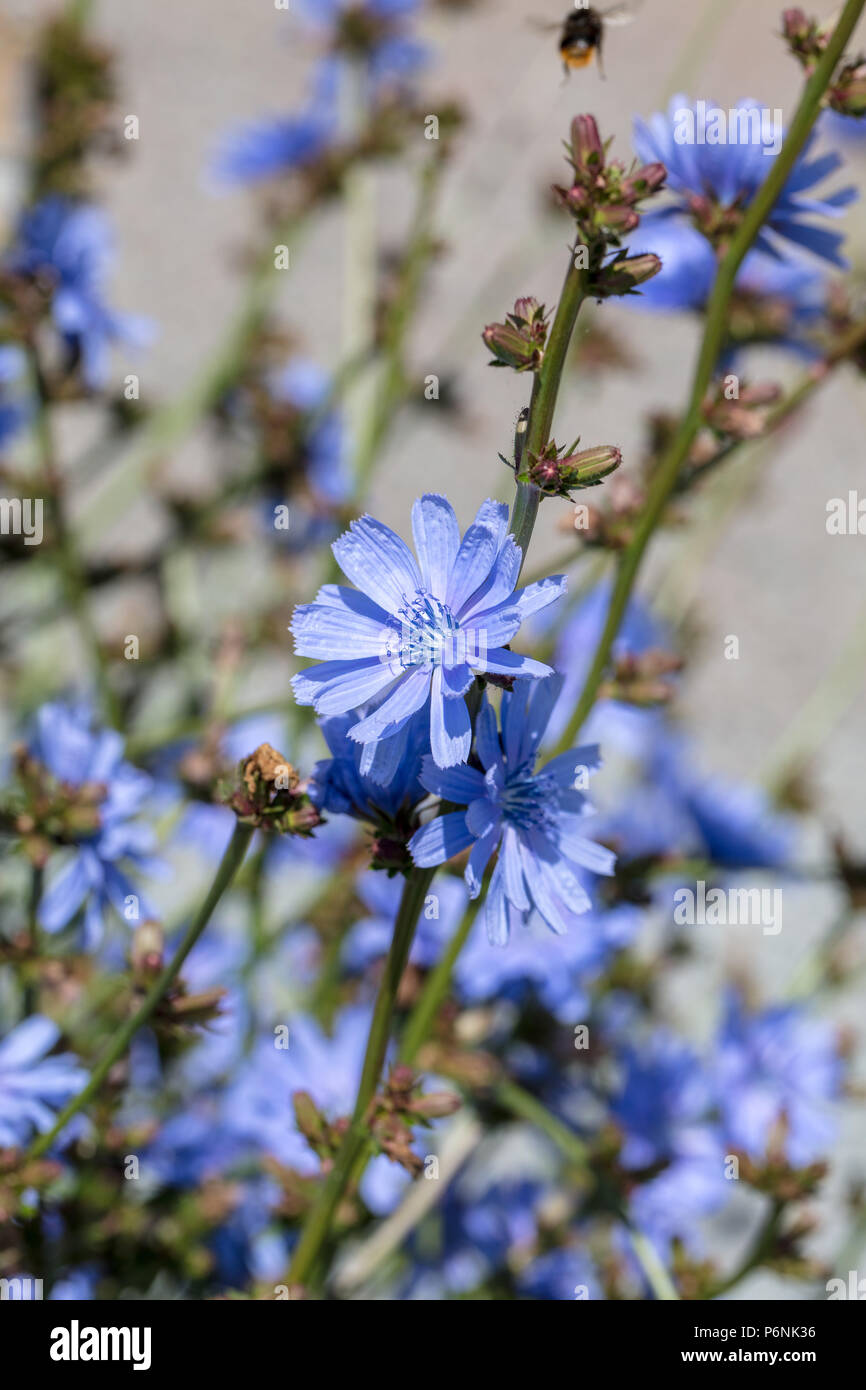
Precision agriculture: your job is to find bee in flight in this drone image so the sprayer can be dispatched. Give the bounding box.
[534,2,643,79]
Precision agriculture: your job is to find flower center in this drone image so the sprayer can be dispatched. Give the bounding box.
[383,590,461,670]
[500,771,556,831]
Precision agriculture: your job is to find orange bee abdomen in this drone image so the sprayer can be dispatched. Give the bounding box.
[560,45,596,69]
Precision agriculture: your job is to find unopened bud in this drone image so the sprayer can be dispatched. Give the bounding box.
[595,252,663,298]
[527,442,622,498]
[570,114,605,175]
[482,296,549,372]
[621,162,667,203]
[830,60,866,117]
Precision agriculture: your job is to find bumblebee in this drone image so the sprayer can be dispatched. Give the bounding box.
[536,3,642,79]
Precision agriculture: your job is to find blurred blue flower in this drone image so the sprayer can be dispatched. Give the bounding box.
[712,991,842,1167]
[293,495,563,774]
[454,902,639,1022]
[411,678,615,943]
[544,578,672,759]
[212,61,338,187]
[0,345,29,447]
[517,1246,601,1301]
[31,703,159,948]
[628,215,829,356]
[49,1268,98,1300]
[0,1016,86,1149]
[143,1100,245,1188]
[269,358,348,506]
[611,1031,713,1170]
[403,1177,546,1298]
[654,733,795,870]
[297,1,428,91]
[7,197,152,388]
[595,728,795,872]
[634,96,856,266]
[608,1030,727,1264]
[626,1128,727,1264]
[222,1006,412,1214]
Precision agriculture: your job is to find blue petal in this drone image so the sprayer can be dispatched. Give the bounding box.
[291,599,389,659]
[332,514,422,615]
[476,648,553,679]
[418,756,485,803]
[446,500,509,615]
[409,811,474,866]
[429,666,472,768]
[292,657,397,713]
[411,495,460,601]
[349,667,431,743]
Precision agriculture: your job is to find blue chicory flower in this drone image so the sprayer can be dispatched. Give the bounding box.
[627,215,829,356]
[610,1031,713,1170]
[292,495,564,775]
[296,1,428,90]
[516,1246,601,1301]
[221,1006,416,1215]
[0,345,29,447]
[7,197,152,388]
[712,990,842,1167]
[269,358,348,506]
[410,677,615,943]
[454,902,640,1022]
[211,60,339,187]
[0,1016,86,1148]
[606,1030,728,1263]
[633,96,857,266]
[31,703,159,948]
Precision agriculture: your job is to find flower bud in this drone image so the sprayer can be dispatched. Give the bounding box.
[830,60,866,117]
[527,441,622,498]
[594,252,663,298]
[782,8,828,65]
[594,203,640,234]
[569,114,605,175]
[621,162,667,204]
[482,296,549,372]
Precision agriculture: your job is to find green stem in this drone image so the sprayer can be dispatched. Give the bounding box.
[286,865,437,1288]
[494,1077,589,1169]
[709,1199,785,1299]
[26,346,121,728]
[25,821,254,1161]
[548,0,866,760]
[399,899,480,1064]
[510,254,588,570]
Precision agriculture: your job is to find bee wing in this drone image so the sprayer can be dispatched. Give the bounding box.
[602,0,644,27]
[527,19,563,31]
